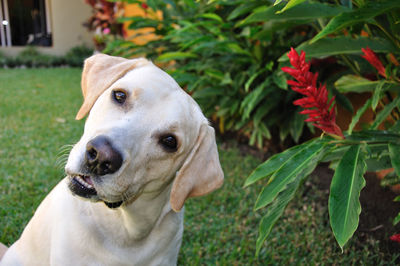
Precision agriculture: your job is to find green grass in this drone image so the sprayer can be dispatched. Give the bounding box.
[0,68,398,264]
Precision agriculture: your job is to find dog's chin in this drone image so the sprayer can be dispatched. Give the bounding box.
[67,175,123,209]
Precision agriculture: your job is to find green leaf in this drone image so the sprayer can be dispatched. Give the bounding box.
[371,81,385,111]
[198,13,223,23]
[346,130,400,143]
[347,99,371,135]
[253,93,282,127]
[389,143,400,177]
[390,119,400,133]
[290,111,305,143]
[157,52,198,61]
[125,17,160,29]
[380,170,400,187]
[228,1,265,21]
[255,140,328,210]
[255,172,306,256]
[366,155,392,172]
[225,42,252,56]
[272,70,288,90]
[237,2,348,27]
[334,75,400,94]
[335,75,376,93]
[245,69,267,92]
[311,0,400,43]
[244,140,311,187]
[322,145,350,163]
[205,68,224,80]
[329,144,366,250]
[276,0,307,14]
[279,37,398,62]
[393,212,400,225]
[241,79,272,119]
[191,87,225,99]
[370,97,400,130]
[274,0,284,5]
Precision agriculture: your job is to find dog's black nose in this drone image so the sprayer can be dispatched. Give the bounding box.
[85,136,123,176]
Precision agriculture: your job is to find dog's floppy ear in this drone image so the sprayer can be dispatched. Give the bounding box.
[76,54,149,120]
[170,124,224,212]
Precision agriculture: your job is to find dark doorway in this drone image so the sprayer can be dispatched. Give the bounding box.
[1,0,52,46]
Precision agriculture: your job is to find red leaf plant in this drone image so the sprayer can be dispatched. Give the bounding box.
[282,48,344,139]
[361,47,387,78]
[390,233,400,243]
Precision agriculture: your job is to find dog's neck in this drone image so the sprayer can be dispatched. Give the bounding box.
[89,182,176,242]
[119,183,174,240]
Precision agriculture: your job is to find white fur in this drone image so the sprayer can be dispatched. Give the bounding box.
[1,61,222,265]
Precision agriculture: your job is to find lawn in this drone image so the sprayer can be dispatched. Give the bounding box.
[0,68,398,264]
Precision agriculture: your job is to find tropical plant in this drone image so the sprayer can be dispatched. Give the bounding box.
[84,0,124,50]
[245,0,400,254]
[102,0,400,254]
[104,0,320,148]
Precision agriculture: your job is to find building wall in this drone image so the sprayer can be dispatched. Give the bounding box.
[0,0,93,56]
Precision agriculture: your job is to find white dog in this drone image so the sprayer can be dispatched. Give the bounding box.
[0,54,224,265]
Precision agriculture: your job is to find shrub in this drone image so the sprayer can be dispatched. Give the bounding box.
[245,0,400,254]
[105,0,400,254]
[1,46,93,68]
[103,0,400,254]
[64,45,94,67]
[104,0,315,148]
[0,50,8,67]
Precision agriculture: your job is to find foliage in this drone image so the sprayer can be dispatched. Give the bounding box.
[83,0,124,50]
[0,46,94,68]
[0,69,398,263]
[104,0,319,148]
[64,45,96,67]
[246,0,400,254]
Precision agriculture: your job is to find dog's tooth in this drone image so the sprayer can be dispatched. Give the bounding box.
[75,175,92,189]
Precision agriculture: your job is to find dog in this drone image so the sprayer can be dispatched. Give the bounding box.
[0,54,224,265]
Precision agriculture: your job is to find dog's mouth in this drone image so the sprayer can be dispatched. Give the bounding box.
[68,175,123,209]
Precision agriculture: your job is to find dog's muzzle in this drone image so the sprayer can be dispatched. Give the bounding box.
[85,135,123,176]
[68,175,123,209]
[67,135,124,209]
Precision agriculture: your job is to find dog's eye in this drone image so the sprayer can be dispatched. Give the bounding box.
[160,135,178,152]
[112,90,127,104]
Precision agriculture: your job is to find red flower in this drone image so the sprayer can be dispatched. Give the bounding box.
[141,3,149,9]
[361,47,387,78]
[390,233,400,243]
[282,48,344,139]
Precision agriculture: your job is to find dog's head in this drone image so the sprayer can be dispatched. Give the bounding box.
[65,54,223,212]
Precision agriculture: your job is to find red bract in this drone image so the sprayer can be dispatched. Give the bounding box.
[390,233,400,243]
[361,47,387,78]
[282,48,344,139]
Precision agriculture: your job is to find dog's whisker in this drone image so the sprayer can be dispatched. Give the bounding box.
[55,154,70,170]
[55,154,69,164]
[56,145,73,165]
[123,192,130,202]
[57,144,74,156]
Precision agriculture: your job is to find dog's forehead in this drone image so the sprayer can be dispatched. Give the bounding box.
[109,63,206,126]
[115,64,181,96]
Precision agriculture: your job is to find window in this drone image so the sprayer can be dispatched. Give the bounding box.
[0,0,52,47]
